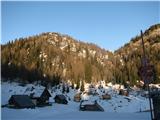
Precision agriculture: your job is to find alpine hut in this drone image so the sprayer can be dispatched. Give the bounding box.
[54,95,68,104]
[8,95,35,108]
[79,100,104,111]
[29,87,52,106]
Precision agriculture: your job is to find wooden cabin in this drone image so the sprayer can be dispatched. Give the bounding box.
[8,95,35,109]
[30,88,52,106]
[54,95,68,104]
[74,93,81,102]
[101,93,111,100]
[79,101,104,111]
[119,89,129,96]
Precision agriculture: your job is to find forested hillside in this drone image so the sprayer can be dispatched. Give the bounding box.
[1,32,114,87]
[1,24,160,86]
[115,24,160,84]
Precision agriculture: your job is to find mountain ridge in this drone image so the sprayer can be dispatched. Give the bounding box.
[1,23,160,86]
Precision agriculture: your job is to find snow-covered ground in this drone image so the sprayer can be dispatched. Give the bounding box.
[2,108,150,120]
[1,82,151,120]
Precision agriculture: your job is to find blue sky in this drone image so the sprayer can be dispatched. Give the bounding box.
[1,1,159,51]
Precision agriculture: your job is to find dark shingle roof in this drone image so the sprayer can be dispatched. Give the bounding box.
[9,95,35,108]
[41,88,52,97]
[80,102,104,111]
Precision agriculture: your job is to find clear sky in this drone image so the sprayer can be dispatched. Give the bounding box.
[1,1,160,51]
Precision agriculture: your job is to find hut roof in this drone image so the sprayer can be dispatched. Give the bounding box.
[9,95,35,108]
[24,87,51,98]
[41,88,51,97]
[80,101,104,111]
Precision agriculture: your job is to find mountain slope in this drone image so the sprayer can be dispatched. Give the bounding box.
[1,32,114,85]
[115,24,160,84]
[1,24,160,86]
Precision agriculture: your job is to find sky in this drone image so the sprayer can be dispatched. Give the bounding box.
[1,1,160,51]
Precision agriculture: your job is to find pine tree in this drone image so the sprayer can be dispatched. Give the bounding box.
[66,86,70,93]
[85,62,92,83]
[62,84,65,93]
[71,81,74,89]
[76,80,80,90]
[80,80,85,92]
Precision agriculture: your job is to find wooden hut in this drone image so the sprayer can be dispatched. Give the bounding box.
[119,89,129,96]
[79,101,104,111]
[101,93,111,100]
[30,88,52,106]
[8,95,35,109]
[54,95,68,104]
[74,93,81,102]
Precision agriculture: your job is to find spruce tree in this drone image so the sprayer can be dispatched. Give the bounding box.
[71,81,74,89]
[62,84,65,93]
[76,80,80,90]
[80,81,85,92]
[85,62,92,83]
[66,86,70,93]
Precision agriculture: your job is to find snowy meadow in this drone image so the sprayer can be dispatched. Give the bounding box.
[1,81,152,120]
